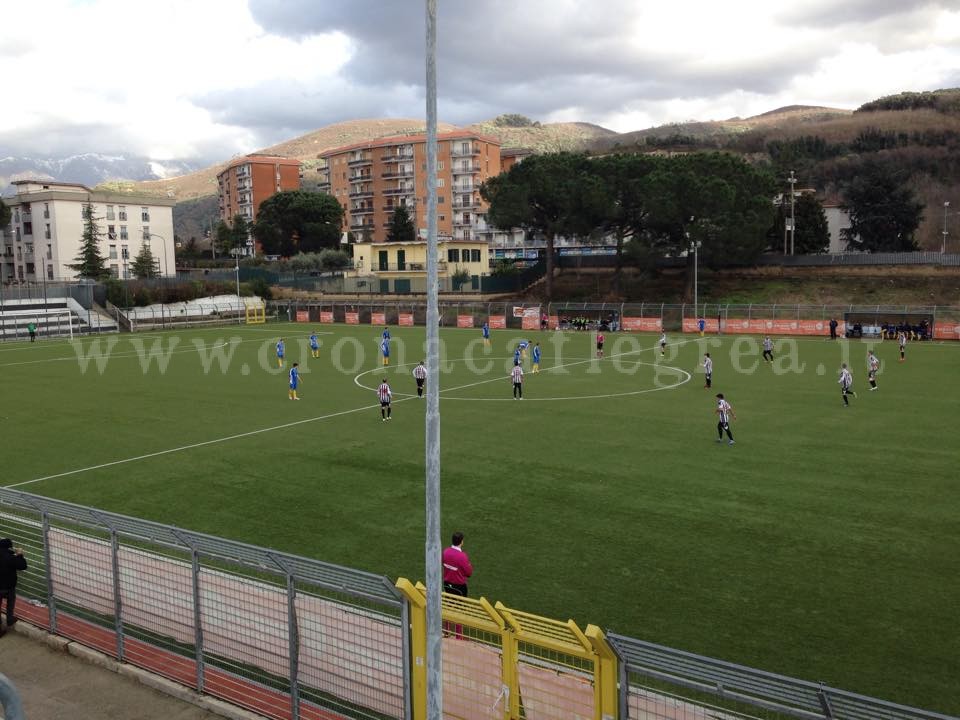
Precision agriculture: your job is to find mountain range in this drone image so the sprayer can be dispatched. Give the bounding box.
[0,153,201,195]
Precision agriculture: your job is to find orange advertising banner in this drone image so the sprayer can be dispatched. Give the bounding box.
[370,312,386,325]
[398,312,414,327]
[934,322,960,340]
[548,315,559,330]
[621,317,662,332]
[682,318,720,333]
[319,311,334,323]
[521,316,539,330]
[488,315,507,329]
[345,312,359,325]
[295,310,309,323]
[685,318,846,336]
[457,315,474,328]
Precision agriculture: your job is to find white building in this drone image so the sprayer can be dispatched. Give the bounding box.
[824,204,854,253]
[2,180,176,282]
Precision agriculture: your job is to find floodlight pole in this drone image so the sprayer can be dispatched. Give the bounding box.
[424,2,443,720]
[788,170,797,255]
[943,201,950,254]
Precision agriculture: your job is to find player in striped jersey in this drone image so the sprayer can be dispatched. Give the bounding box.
[659,332,667,356]
[702,353,713,389]
[867,351,880,391]
[715,393,736,445]
[309,332,320,359]
[288,363,301,401]
[276,338,285,368]
[531,342,541,373]
[413,360,427,398]
[511,361,524,399]
[762,336,774,363]
[838,363,856,406]
[898,331,907,362]
[377,379,393,421]
[380,337,390,366]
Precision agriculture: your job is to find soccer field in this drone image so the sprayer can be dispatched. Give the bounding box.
[2,322,957,713]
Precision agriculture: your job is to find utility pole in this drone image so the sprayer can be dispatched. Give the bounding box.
[943,201,950,254]
[788,170,797,255]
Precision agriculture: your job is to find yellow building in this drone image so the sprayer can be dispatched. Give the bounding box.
[350,239,488,286]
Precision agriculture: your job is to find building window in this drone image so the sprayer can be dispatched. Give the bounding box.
[122,266,130,279]
[141,207,150,222]
[142,226,150,241]
[46,244,52,259]
[47,265,54,280]
[438,196,445,204]
[25,243,33,254]
[108,224,117,240]
[43,203,50,219]
[23,222,32,236]
[45,224,51,239]
[26,263,35,275]
[447,248,460,262]
[120,226,128,240]
[438,214,445,221]
[471,249,481,262]
[438,161,444,170]
[109,244,117,259]
[110,264,119,278]
[119,206,127,221]
[437,178,445,187]
[106,205,115,220]
[121,245,129,260]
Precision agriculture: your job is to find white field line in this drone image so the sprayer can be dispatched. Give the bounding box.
[6,341,692,490]
[4,399,411,489]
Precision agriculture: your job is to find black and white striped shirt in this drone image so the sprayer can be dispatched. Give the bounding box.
[717,398,732,424]
[763,338,773,352]
[510,365,524,384]
[703,357,713,374]
[839,368,853,389]
[377,382,392,403]
[413,364,427,380]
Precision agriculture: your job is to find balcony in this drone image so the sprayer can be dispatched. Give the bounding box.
[451,145,480,157]
[348,155,372,166]
[383,205,416,214]
[350,173,373,182]
[454,199,481,210]
[381,152,414,162]
[453,217,473,227]
[352,205,375,215]
[384,187,415,197]
[452,164,481,175]
[381,168,415,179]
[349,189,374,199]
[373,261,447,273]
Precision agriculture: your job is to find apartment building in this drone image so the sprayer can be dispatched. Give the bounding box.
[216,154,302,226]
[318,130,501,245]
[1,180,175,281]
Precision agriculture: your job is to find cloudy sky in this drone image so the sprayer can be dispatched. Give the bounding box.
[2,0,959,165]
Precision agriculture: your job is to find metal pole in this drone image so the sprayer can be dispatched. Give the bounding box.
[943,201,950,254]
[236,250,243,325]
[424,2,443,720]
[789,170,797,256]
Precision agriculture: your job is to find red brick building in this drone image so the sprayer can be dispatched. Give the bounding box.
[318,130,501,244]
[217,154,302,226]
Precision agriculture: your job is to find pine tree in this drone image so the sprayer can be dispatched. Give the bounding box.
[67,204,111,279]
[131,242,160,279]
[386,206,416,243]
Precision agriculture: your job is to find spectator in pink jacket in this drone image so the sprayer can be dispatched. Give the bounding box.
[442,532,473,597]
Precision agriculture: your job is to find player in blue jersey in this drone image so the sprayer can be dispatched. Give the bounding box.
[276,338,285,368]
[518,339,530,360]
[382,327,391,342]
[381,337,390,366]
[288,362,301,400]
[309,332,320,359]
[531,342,541,373]
[513,345,522,366]
[482,321,490,346]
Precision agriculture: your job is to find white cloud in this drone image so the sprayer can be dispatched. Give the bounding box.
[0,0,958,162]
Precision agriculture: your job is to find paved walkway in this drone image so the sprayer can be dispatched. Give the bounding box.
[0,626,220,720]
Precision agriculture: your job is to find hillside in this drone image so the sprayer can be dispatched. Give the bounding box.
[587,105,851,152]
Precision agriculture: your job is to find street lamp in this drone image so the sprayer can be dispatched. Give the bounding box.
[144,232,169,328]
[943,201,950,254]
[688,216,701,317]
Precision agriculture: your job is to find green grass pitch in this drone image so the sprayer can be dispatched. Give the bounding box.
[1,322,957,713]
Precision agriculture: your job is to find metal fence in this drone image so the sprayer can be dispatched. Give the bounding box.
[608,634,958,720]
[1,486,956,720]
[0,487,409,720]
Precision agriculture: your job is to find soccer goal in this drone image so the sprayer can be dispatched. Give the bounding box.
[34,311,75,340]
[245,303,266,325]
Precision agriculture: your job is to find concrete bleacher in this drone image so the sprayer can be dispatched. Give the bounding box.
[0,297,118,339]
